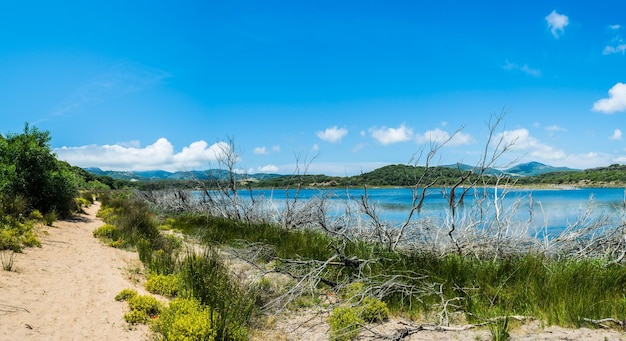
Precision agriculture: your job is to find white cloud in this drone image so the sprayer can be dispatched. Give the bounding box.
[603,45,626,55]
[55,138,229,172]
[316,126,348,143]
[603,25,626,55]
[272,145,281,152]
[257,164,279,173]
[254,146,268,155]
[545,10,569,38]
[592,83,626,113]
[502,60,542,77]
[497,128,565,160]
[311,144,319,151]
[611,129,623,140]
[369,124,413,145]
[415,128,474,147]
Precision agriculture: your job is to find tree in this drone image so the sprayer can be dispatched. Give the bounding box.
[0,123,79,217]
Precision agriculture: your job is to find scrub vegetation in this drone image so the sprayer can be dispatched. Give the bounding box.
[93,114,626,340]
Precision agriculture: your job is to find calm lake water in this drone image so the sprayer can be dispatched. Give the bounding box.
[238,187,626,234]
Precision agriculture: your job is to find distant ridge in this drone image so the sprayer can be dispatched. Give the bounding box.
[83,167,281,181]
[84,161,580,182]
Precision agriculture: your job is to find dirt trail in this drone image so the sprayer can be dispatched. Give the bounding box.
[0,202,147,341]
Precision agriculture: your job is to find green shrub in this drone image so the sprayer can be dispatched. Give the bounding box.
[359,297,389,322]
[96,207,117,222]
[20,230,41,248]
[123,294,163,324]
[328,306,363,341]
[0,227,22,252]
[93,224,121,241]
[115,288,138,301]
[28,209,43,221]
[75,197,91,208]
[151,297,216,341]
[145,274,180,297]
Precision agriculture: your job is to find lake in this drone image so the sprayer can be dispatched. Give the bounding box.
[236,187,626,235]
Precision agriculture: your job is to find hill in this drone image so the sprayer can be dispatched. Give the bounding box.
[503,162,579,177]
[84,161,626,188]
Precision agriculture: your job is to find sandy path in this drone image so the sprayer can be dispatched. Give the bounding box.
[0,202,148,341]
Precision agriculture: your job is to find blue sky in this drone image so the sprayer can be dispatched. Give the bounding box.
[1,1,625,175]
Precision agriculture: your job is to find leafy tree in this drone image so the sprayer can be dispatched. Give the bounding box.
[0,124,79,217]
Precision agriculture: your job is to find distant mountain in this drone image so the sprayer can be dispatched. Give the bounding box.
[503,162,579,177]
[84,167,281,182]
[84,161,581,184]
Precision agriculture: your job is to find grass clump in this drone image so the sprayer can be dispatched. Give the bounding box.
[1,250,16,271]
[178,248,256,341]
[145,273,180,298]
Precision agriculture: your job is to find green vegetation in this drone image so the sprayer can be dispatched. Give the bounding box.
[84,162,626,189]
[101,195,258,340]
[145,273,180,297]
[124,293,164,324]
[151,297,217,341]
[0,124,108,252]
[328,306,363,341]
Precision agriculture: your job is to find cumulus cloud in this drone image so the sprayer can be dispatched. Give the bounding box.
[545,10,569,38]
[316,126,348,143]
[611,129,623,140]
[55,138,230,172]
[592,83,626,113]
[369,124,413,145]
[415,128,474,147]
[497,128,566,160]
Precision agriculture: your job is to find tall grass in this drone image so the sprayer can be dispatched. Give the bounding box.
[178,248,257,340]
[167,210,626,328]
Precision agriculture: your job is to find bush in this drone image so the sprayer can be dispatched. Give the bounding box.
[151,297,216,341]
[359,297,389,322]
[145,274,180,297]
[93,224,121,241]
[115,288,138,301]
[0,221,40,251]
[328,306,363,341]
[123,294,163,324]
[28,209,43,221]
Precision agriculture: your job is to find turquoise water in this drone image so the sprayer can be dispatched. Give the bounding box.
[237,187,626,234]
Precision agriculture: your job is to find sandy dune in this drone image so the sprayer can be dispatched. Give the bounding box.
[0,202,147,341]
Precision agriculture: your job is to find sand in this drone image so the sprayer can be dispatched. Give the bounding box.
[0,202,148,341]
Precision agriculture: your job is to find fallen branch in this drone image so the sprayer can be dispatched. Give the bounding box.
[582,317,625,329]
